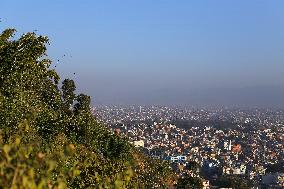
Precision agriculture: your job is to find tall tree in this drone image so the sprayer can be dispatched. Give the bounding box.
[61,79,76,111]
[74,94,91,113]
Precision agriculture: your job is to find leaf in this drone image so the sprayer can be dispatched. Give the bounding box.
[57,182,67,189]
[3,145,10,160]
[73,169,81,177]
[15,137,21,145]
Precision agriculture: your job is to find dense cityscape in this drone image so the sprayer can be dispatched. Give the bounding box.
[94,105,284,188]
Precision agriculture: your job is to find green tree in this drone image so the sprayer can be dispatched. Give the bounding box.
[61,79,76,111]
[213,175,252,189]
[176,174,203,189]
[74,93,91,113]
[0,29,60,139]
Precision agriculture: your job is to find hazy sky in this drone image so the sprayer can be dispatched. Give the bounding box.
[1,0,284,107]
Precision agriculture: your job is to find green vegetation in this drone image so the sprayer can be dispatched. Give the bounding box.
[211,175,252,189]
[176,175,203,189]
[0,28,177,188]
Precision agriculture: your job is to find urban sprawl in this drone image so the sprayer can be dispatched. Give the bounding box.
[94,105,284,188]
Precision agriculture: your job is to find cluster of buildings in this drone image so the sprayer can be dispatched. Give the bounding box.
[94,105,284,188]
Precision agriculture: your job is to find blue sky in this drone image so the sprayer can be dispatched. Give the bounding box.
[1,0,284,107]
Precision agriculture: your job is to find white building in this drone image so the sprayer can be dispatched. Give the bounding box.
[133,140,144,148]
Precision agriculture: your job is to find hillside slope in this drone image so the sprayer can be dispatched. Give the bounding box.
[0,29,174,188]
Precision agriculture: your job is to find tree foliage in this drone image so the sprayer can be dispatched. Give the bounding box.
[176,174,203,189]
[0,28,174,188]
[212,175,252,189]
